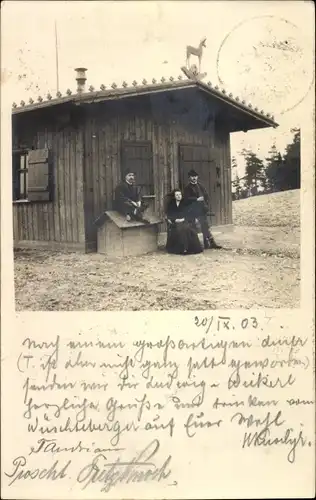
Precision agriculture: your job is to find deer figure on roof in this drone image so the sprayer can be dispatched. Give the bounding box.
[186,37,207,73]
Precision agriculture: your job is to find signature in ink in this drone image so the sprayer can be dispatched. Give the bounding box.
[242,427,310,463]
[77,439,172,492]
[231,410,310,463]
[4,455,71,486]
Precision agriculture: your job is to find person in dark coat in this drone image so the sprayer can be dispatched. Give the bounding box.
[114,170,149,223]
[166,189,203,255]
[183,169,222,249]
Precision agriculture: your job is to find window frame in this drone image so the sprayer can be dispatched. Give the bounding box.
[12,148,29,203]
[12,147,53,204]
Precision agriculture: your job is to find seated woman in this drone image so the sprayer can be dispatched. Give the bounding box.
[165,189,203,255]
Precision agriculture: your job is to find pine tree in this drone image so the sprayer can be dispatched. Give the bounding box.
[283,128,300,190]
[265,130,300,192]
[231,156,238,170]
[232,174,241,199]
[240,149,264,193]
[265,144,282,192]
[231,156,241,199]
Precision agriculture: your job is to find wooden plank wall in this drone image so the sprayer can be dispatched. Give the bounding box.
[12,113,85,248]
[82,101,162,247]
[216,128,233,225]
[13,92,232,251]
[226,132,233,225]
[83,93,232,249]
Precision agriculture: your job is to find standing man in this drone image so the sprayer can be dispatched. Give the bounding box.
[114,170,149,223]
[183,169,222,249]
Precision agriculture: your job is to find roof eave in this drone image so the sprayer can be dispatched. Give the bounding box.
[12,95,74,115]
[196,81,279,128]
[11,78,279,129]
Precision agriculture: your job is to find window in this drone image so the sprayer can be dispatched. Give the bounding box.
[13,150,28,201]
[12,148,53,202]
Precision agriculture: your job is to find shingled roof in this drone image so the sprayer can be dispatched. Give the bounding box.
[12,74,278,130]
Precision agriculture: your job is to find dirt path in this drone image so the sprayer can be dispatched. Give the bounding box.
[14,238,300,311]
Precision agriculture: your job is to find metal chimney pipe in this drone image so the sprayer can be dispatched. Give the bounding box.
[75,67,87,93]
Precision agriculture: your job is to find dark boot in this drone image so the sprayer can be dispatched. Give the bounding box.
[203,238,211,249]
[199,216,219,249]
[134,213,151,224]
[208,235,222,249]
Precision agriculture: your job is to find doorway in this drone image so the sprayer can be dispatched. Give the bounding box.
[178,144,218,224]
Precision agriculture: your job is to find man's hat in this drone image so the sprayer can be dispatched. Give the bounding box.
[188,169,198,177]
[124,169,135,177]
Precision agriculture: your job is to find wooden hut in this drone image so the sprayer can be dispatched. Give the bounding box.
[12,69,278,253]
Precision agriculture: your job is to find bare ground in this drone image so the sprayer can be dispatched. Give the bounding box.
[14,227,300,311]
[233,189,300,228]
[14,191,301,311]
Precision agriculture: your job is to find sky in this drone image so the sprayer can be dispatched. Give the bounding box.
[1,1,314,178]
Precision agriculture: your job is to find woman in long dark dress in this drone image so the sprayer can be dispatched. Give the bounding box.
[165,189,203,255]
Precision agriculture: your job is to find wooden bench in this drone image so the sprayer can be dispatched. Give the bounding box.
[96,210,162,257]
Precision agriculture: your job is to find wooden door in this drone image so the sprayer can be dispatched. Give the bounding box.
[121,141,154,196]
[178,144,217,224]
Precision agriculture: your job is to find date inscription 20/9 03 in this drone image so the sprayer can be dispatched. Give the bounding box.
[194,315,259,333]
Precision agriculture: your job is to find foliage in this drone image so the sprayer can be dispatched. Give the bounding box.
[231,156,241,199]
[282,128,301,190]
[231,156,238,170]
[264,144,283,191]
[265,129,300,192]
[232,128,301,199]
[240,149,264,190]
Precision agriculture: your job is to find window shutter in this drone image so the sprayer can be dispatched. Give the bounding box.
[121,142,154,195]
[27,148,53,202]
